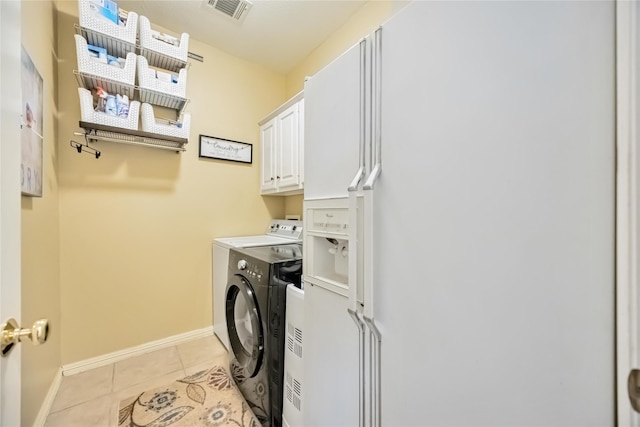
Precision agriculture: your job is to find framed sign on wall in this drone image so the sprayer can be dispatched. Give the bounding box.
[198,135,252,164]
[21,46,44,197]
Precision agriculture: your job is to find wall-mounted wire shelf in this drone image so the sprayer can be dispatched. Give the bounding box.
[73,13,192,155]
[77,121,187,153]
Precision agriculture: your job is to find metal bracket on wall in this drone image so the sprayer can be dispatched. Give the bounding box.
[70,139,101,159]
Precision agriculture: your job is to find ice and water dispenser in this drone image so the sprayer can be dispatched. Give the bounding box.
[304,198,350,295]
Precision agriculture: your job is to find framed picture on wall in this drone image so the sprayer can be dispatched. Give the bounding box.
[198,135,252,164]
[21,47,44,197]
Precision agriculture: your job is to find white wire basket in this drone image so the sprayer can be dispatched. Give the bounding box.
[75,35,136,86]
[78,0,138,56]
[137,56,187,98]
[78,87,140,130]
[138,15,189,72]
[141,103,190,139]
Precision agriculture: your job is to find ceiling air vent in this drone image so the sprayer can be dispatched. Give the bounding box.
[205,0,252,23]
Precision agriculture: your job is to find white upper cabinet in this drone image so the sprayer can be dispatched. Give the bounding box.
[277,102,300,189]
[259,92,304,195]
[260,118,277,191]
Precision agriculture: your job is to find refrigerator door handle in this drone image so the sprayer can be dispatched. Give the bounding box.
[348,167,365,427]
[363,315,382,427]
[363,170,377,321]
[348,36,368,194]
[362,181,380,427]
[348,171,364,315]
[363,26,383,192]
[348,167,365,192]
[363,164,381,190]
[348,186,365,427]
[347,309,366,427]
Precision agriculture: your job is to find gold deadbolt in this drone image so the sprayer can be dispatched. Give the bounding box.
[1,318,49,357]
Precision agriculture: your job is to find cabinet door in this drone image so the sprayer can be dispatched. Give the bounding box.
[304,41,362,199]
[276,102,301,190]
[260,118,277,192]
[303,283,359,426]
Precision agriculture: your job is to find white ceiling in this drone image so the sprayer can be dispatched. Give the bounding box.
[117,0,368,73]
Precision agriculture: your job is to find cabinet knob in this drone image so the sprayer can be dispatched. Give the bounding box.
[270,177,274,181]
[277,176,281,179]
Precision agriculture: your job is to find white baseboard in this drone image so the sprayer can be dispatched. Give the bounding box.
[32,367,62,427]
[61,326,214,377]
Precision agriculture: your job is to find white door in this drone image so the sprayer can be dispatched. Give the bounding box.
[303,40,364,426]
[617,2,640,425]
[303,39,363,200]
[0,1,23,426]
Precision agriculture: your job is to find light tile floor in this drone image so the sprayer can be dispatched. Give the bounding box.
[44,335,228,427]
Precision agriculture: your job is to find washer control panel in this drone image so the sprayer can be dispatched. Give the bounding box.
[267,220,303,240]
[238,259,265,283]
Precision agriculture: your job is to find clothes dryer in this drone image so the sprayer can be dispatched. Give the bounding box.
[226,244,302,427]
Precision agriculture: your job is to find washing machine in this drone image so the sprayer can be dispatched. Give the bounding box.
[213,220,302,350]
[226,243,302,427]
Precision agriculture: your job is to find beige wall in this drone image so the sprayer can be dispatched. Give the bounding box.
[285,0,408,98]
[21,1,62,426]
[284,194,303,219]
[56,0,287,364]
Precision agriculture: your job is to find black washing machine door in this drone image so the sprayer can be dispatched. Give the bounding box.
[226,274,264,378]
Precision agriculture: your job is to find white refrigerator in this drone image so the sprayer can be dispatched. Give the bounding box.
[302,1,615,426]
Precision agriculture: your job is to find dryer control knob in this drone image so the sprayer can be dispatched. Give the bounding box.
[238,260,247,270]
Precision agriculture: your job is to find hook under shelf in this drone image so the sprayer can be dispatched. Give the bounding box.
[70,139,101,159]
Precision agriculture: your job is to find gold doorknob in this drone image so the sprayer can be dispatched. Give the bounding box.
[1,318,49,357]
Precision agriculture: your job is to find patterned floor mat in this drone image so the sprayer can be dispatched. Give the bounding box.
[118,361,260,427]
